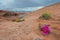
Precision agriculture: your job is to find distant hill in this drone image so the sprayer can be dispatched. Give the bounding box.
[0,10,28,21]
[28,2,60,20]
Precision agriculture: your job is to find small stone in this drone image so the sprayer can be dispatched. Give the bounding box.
[34,38,41,40]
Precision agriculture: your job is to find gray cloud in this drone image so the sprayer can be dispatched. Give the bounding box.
[11,6,44,12]
[0,0,60,11]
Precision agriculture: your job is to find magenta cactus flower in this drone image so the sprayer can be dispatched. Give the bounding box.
[41,25,50,35]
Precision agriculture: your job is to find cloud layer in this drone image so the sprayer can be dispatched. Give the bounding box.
[0,0,60,11]
[11,6,44,12]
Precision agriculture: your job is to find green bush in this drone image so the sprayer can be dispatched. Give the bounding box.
[12,18,24,22]
[41,12,51,20]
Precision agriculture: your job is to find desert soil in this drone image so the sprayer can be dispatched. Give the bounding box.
[0,13,60,40]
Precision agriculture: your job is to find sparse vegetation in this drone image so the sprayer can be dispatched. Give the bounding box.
[3,13,18,17]
[12,15,25,22]
[40,12,51,20]
[3,13,11,17]
[14,13,18,16]
[38,24,41,31]
[12,18,24,22]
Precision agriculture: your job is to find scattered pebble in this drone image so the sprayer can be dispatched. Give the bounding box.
[34,38,41,40]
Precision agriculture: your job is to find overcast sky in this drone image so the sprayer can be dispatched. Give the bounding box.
[0,0,60,12]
